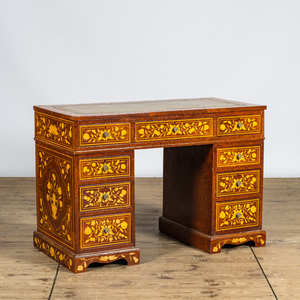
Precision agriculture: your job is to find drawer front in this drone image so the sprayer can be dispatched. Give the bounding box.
[80,213,131,249]
[216,199,259,231]
[217,115,261,136]
[216,170,260,197]
[79,156,130,180]
[80,182,131,212]
[80,123,131,146]
[217,145,261,167]
[135,118,213,142]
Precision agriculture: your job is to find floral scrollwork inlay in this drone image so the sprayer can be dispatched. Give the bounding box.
[80,183,130,211]
[46,171,62,220]
[80,123,131,146]
[34,236,73,270]
[135,118,213,142]
[218,115,261,136]
[217,170,260,197]
[76,252,139,272]
[216,199,259,231]
[80,156,130,180]
[81,214,131,249]
[217,146,260,167]
[35,113,74,148]
[212,234,266,253]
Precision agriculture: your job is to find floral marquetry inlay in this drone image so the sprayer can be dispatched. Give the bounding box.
[80,123,131,146]
[212,234,265,253]
[216,199,259,231]
[79,156,130,180]
[135,118,213,142]
[80,213,131,249]
[217,146,260,167]
[80,182,131,211]
[216,170,260,197]
[35,112,74,149]
[37,147,74,249]
[34,236,73,270]
[217,115,261,136]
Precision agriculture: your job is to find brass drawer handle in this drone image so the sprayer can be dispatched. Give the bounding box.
[103,131,110,138]
[172,126,179,133]
[103,227,110,234]
[235,212,242,219]
[102,165,109,172]
[102,193,109,200]
[236,153,243,160]
[237,122,244,129]
[236,180,242,187]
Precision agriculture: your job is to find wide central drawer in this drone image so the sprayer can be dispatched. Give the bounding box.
[216,170,260,197]
[80,213,131,249]
[135,118,213,142]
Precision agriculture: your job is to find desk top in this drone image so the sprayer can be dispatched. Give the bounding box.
[34,97,266,120]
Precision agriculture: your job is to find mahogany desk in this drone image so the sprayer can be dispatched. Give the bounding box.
[33,98,267,273]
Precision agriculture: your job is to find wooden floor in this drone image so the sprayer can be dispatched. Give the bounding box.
[0,178,299,299]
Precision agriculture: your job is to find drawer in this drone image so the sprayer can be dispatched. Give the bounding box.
[79,123,131,146]
[217,115,261,136]
[80,182,131,212]
[80,213,131,249]
[216,170,260,197]
[79,155,131,180]
[217,145,261,167]
[216,199,259,231]
[135,118,213,142]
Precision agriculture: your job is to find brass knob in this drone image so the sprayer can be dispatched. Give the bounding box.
[103,131,110,138]
[102,193,109,200]
[236,180,242,187]
[172,126,179,133]
[237,153,243,160]
[103,227,110,234]
[236,212,242,219]
[102,165,109,172]
[237,122,243,129]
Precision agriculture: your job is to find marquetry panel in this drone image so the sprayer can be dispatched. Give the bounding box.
[79,156,131,180]
[36,146,74,249]
[79,123,131,146]
[216,199,259,231]
[217,115,261,136]
[216,170,260,197]
[80,213,131,249]
[217,145,261,167]
[35,112,74,149]
[80,182,131,212]
[135,118,213,142]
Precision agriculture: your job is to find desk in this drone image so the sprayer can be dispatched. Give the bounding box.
[33,97,266,273]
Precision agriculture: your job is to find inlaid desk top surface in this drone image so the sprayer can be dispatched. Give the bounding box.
[35,97,266,119]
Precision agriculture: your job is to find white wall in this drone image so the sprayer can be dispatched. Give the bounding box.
[0,0,299,177]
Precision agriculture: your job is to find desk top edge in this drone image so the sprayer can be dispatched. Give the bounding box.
[34,97,267,120]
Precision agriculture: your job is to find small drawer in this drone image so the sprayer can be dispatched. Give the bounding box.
[217,145,261,167]
[79,156,130,180]
[217,115,261,136]
[216,170,260,197]
[79,123,131,146]
[80,213,131,249]
[80,182,131,212]
[216,199,259,231]
[135,118,213,142]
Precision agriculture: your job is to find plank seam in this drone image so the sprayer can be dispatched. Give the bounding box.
[48,264,60,300]
[250,246,278,300]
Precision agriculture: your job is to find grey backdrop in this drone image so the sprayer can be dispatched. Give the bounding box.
[0,0,299,177]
